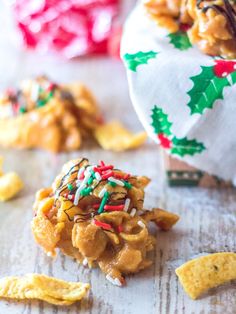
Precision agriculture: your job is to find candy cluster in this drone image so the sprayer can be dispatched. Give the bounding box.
[55,159,139,230]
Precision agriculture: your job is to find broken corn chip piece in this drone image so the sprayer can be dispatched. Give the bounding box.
[0,274,90,306]
[153,208,179,231]
[141,208,179,231]
[0,172,24,201]
[176,252,236,299]
[94,121,146,152]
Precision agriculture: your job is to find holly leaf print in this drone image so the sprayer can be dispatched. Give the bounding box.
[151,105,172,136]
[150,106,206,156]
[187,66,230,115]
[168,31,192,51]
[230,71,236,84]
[170,137,205,157]
[123,51,158,72]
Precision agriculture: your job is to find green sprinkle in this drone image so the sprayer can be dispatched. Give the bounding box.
[80,187,92,196]
[45,91,53,102]
[87,176,94,185]
[19,107,26,114]
[108,181,117,187]
[98,191,109,214]
[37,99,46,107]
[67,183,74,191]
[124,181,132,189]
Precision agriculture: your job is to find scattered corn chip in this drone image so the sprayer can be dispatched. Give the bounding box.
[141,208,179,231]
[94,121,147,152]
[176,252,236,299]
[0,274,90,306]
[0,172,24,201]
[0,156,24,201]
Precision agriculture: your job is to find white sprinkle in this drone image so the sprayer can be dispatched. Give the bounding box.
[74,183,86,205]
[76,169,92,188]
[55,190,60,198]
[130,208,136,217]
[114,278,122,286]
[108,177,124,186]
[82,258,88,266]
[83,170,92,185]
[98,187,107,198]
[123,198,130,212]
[137,220,146,229]
[77,166,85,179]
[47,252,53,257]
[95,172,101,181]
[76,179,82,187]
[31,83,39,101]
[106,274,122,286]
[68,195,73,200]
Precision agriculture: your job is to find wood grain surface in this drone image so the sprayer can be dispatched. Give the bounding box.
[0,1,236,313]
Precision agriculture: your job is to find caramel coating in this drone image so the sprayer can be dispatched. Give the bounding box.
[0,77,101,152]
[32,158,179,284]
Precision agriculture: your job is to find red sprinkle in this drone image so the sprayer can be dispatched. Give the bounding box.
[117,225,123,233]
[94,219,112,230]
[94,167,102,174]
[6,88,15,96]
[99,160,105,166]
[99,165,114,172]
[124,174,131,180]
[102,170,113,179]
[12,102,20,114]
[47,83,56,92]
[113,173,130,180]
[79,171,85,180]
[92,203,100,209]
[104,204,124,211]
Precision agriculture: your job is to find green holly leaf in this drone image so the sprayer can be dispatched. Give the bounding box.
[187,66,230,115]
[230,71,236,84]
[170,136,206,157]
[123,51,158,72]
[168,31,192,51]
[151,106,172,136]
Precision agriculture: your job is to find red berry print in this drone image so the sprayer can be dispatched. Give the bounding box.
[214,60,236,78]
[179,23,191,32]
[158,133,172,149]
[151,106,206,156]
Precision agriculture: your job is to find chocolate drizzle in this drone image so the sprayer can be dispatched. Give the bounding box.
[55,158,88,196]
[53,159,135,224]
[198,0,236,39]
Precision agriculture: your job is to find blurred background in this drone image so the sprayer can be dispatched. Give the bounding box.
[0,0,139,129]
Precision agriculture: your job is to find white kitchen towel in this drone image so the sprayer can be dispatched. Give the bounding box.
[121,2,236,183]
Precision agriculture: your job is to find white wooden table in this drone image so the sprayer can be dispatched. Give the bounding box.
[0,1,235,313]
